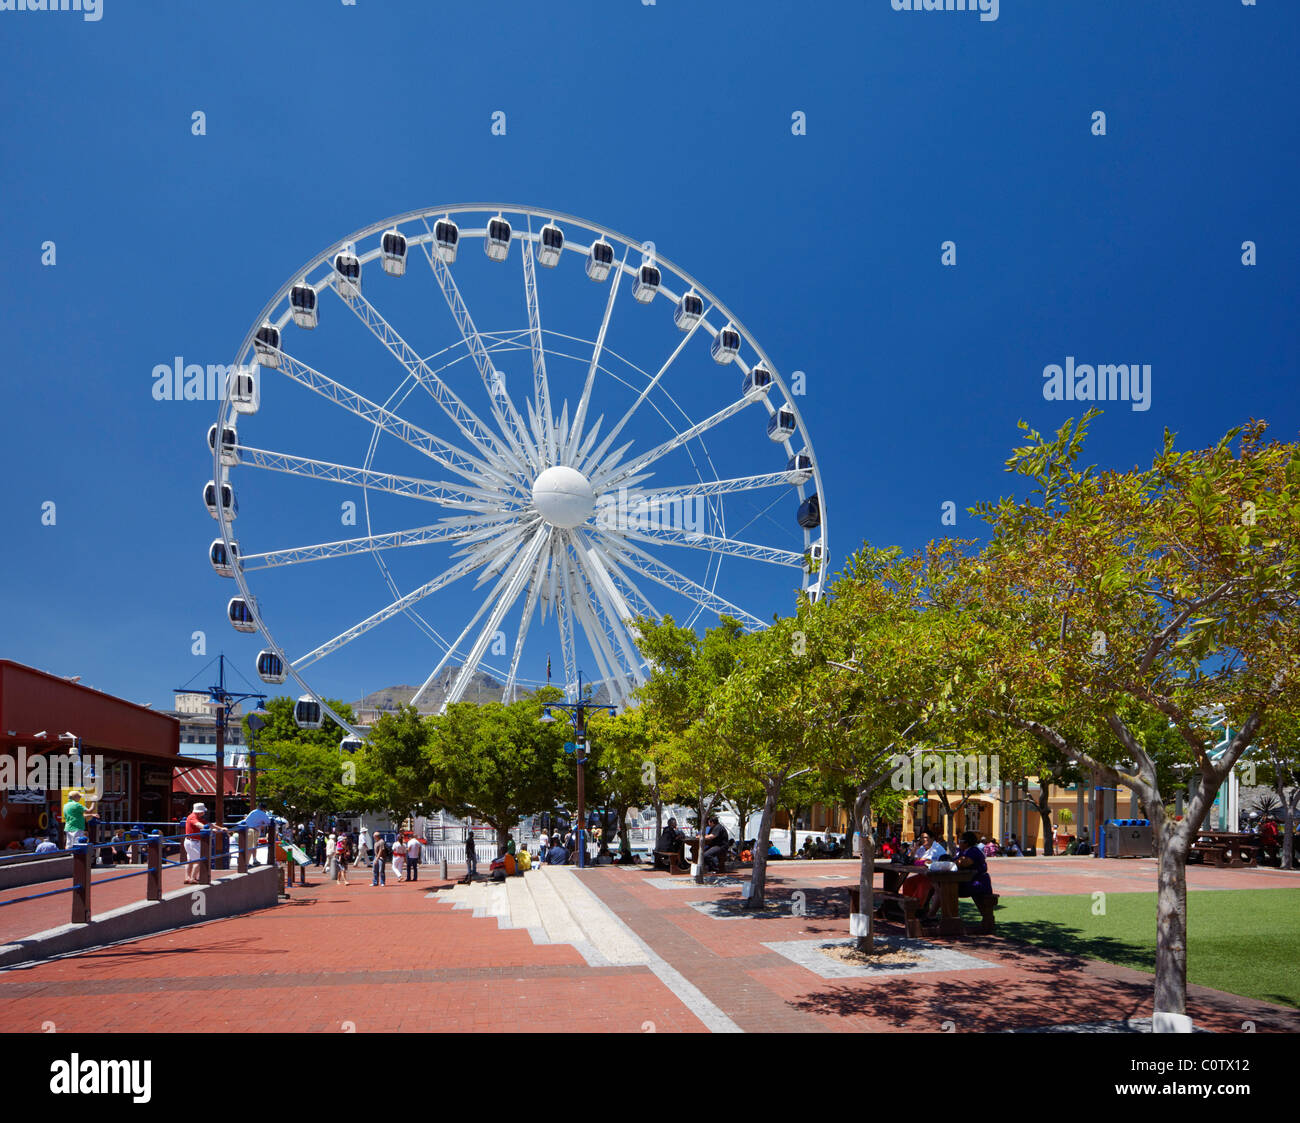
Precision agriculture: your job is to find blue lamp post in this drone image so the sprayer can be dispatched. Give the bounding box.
[540,671,616,868]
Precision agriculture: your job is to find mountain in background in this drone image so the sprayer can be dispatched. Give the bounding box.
[352,667,614,715]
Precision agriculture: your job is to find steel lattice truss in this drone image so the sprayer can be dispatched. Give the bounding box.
[210,205,828,735]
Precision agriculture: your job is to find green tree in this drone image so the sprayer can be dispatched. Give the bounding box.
[632,614,747,883]
[426,693,568,850]
[967,414,1300,1026]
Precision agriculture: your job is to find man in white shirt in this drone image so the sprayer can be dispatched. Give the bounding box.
[405,834,422,881]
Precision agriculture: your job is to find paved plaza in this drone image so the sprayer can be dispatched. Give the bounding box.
[1,857,1296,1034]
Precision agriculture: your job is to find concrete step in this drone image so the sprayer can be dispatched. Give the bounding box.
[545,868,648,966]
[518,868,585,946]
[505,873,544,935]
[431,869,650,968]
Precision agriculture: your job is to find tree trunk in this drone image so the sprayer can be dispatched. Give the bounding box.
[1271,757,1295,869]
[745,776,784,910]
[1037,783,1054,855]
[855,790,876,953]
[694,786,707,885]
[618,804,632,861]
[788,804,803,857]
[1153,804,1193,1026]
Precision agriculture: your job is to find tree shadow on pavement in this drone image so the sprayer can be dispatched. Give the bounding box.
[786,964,1151,1031]
[992,918,1154,974]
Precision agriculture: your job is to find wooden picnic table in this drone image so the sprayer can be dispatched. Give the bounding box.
[682,836,727,873]
[1191,831,1260,868]
[845,861,977,937]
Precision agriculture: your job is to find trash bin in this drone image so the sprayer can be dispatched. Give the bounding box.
[1103,819,1152,858]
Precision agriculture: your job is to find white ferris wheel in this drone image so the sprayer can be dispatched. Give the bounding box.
[206,205,828,735]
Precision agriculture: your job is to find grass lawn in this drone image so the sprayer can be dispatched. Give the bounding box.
[958,889,1300,1009]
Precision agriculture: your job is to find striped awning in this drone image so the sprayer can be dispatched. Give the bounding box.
[172,763,243,797]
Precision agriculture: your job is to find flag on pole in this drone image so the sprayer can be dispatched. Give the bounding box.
[546,654,552,683]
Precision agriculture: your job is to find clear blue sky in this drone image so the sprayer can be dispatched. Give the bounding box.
[1,0,1296,712]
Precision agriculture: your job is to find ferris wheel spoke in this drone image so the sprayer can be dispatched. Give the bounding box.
[240,516,515,571]
[579,304,712,476]
[522,229,558,466]
[605,538,767,629]
[502,538,551,701]
[293,553,482,671]
[566,245,628,465]
[330,284,527,478]
[608,522,803,569]
[417,225,539,470]
[553,542,580,700]
[442,525,551,707]
[617,470,804,511]
[573,535,646,687]
[237,445,518,513]
[591,395,759,492]
[267,346,515,489]
[568,577,632,711]
[582,533,660,620]
[452,516,541,579]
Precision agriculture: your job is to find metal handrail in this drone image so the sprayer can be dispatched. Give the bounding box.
[0,825,279,925]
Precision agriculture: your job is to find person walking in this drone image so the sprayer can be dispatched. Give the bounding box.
[464,832,477,880]
[405,834,421,881]
[392,835,406,882]
[334,832,350,886]
[371,831,388,887]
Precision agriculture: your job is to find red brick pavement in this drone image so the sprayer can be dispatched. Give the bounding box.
[0,855,1295,1033]
[578,858,1300,1034]
[0,869,704,1033]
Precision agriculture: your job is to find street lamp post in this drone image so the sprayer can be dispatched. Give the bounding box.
[540,671,616,869]
[178,655,265,826]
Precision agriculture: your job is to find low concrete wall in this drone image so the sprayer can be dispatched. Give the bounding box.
[0,853,73,891]
[0,865,279,969]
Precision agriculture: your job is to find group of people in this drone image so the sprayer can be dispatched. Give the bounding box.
[797,833,846,859]
[894,829,995,918]
[307,827,425,887]
[653,816,732,872]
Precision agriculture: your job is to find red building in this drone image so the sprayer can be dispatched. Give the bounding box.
[0,660,201,848]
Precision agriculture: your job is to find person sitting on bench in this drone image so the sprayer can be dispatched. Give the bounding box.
[702,816,730,873]
[955,830,993,898]
[655,818,684,870]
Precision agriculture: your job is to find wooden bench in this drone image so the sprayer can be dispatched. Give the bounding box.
[654,850,690,876]
[846,886,921,937]
[1192,842,1258,868]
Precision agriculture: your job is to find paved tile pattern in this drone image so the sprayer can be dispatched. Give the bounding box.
[0,855,1295,1033]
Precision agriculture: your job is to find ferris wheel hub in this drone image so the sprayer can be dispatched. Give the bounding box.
[531,465,596,529]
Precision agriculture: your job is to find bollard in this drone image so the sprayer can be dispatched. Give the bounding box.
[71,843,91,924]
[441,857,448,881]
[147,837,163,901]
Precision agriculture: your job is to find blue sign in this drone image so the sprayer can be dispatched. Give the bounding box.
[564,741,577,755]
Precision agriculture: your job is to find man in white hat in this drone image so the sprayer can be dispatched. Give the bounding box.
[183,802,225,884]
